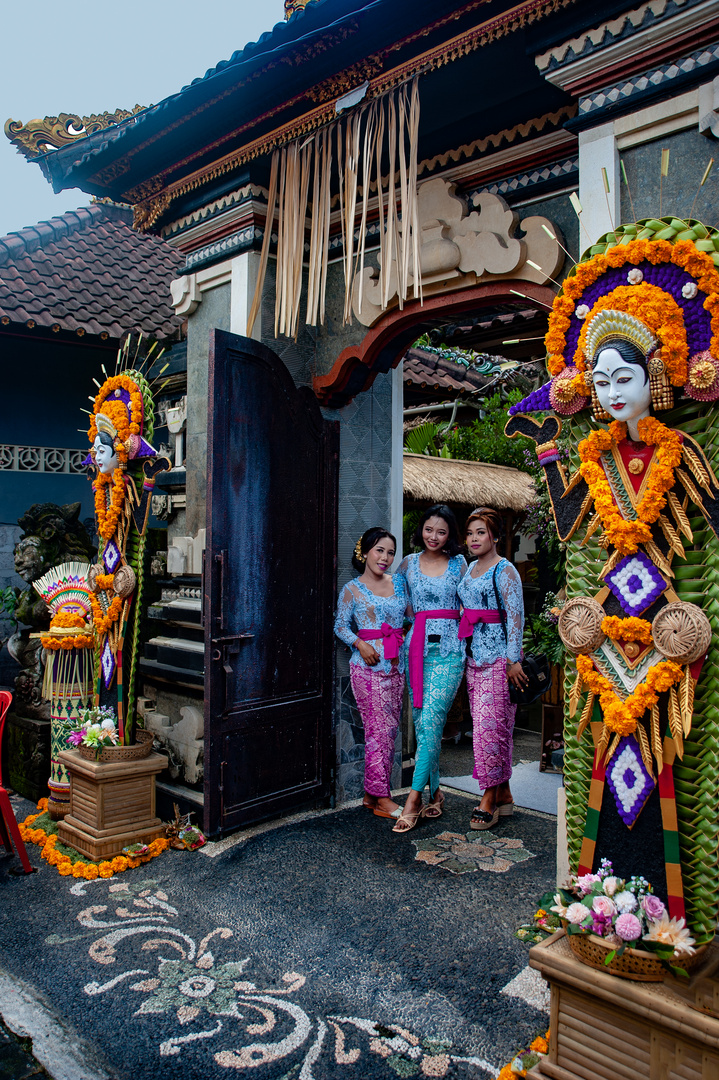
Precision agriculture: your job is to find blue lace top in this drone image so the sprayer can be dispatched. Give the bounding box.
[395,552,467,659]
[334,575,409,674]
[457,557,524,667]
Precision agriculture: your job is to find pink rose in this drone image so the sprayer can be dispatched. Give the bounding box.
[642,894,666,921]
[576,874,600,896]
[592,895,617,918]
[615,913,642,942]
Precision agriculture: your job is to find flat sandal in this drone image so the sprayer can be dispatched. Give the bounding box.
[392,810,423,833]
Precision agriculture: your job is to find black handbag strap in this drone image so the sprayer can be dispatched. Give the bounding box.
[492,563,508,645]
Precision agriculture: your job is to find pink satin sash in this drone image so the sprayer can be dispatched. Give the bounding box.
[357,623,404,660]
[458,608,502,640]
[408,609,460,708]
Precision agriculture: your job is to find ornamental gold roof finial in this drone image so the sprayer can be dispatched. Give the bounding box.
[4,106,145,160]
[284,0,310,18]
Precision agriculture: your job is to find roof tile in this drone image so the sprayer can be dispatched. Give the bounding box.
[0,203,183,339]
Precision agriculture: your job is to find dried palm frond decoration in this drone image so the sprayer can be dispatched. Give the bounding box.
[248,77,421,338]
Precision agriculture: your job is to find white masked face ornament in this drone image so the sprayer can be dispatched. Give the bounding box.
[94,434,119,475]
[592,347,652,438]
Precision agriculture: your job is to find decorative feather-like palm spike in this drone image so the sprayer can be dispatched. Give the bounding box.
[676,467,707,511]
[668,685,684,758]
[569,669,583,718]
[576,692,594,740]
[636,722,654,777]
[575,490,593,529]
[658,515,686,560]
[603,731,621,766]
[563,468,585,496]
[666,489,693,541]
[581,514,602,547]
[683,445,713,495]
[650,704,663,774]
[681,664,695,738]
[598,548,623,578]
[644,540,674,577]
[596,723,611,763]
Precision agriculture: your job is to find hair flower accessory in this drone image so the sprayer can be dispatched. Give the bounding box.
[686,350,719,401]
[354,537,366,563]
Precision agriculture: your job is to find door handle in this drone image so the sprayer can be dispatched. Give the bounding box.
[210,633,254,665]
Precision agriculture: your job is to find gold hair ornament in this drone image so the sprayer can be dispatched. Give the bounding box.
[354,537,366,563]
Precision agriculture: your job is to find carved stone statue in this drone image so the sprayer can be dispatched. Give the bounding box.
[7,502,95,718]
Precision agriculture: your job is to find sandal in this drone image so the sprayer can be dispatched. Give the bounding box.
[421,792,445,819]
[362,797,376,811]
[374,806,401,819]
[470,806,499,831]
[392,810,423,833]
[497,801,514,817]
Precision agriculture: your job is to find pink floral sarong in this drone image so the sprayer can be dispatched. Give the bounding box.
[350,664,404,797]
[466,657,516,789]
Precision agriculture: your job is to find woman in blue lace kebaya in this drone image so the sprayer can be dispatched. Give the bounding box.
[334,527,409,819]
[458,508,527,830]
[392,504,467,833]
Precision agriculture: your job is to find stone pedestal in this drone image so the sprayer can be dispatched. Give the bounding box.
[528,930,719,1079]
[57,749,167,862]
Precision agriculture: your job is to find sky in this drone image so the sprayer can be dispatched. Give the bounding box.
[0,0,286,238]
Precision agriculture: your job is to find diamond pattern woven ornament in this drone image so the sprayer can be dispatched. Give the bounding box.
[606,735,655,828]
[103,539,121,573]
[605,551,666,617]
[101,639,116,689]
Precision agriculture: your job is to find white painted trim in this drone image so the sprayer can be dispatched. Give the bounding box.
[390,360,404,564]
[578,122,620,243]
[170,256,233,316]
[614,86,700,149]
[230,250,263,340]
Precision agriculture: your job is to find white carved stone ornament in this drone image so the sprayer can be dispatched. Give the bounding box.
[352,179,563,326]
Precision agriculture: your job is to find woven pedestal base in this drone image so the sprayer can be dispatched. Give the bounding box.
[527,931,719,1079]
[57,749,167,862]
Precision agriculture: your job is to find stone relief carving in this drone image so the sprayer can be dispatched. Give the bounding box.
[351,178,564,326]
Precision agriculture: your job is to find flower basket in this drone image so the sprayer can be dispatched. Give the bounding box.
[566,928,707,982]
[78,727,154,763]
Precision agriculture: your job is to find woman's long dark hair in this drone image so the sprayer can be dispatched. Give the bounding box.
[411,503,461,556]
[352,527,397,573]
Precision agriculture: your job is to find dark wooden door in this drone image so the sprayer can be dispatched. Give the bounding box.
[204,330,338,836]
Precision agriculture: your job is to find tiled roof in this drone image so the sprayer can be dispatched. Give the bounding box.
[403,347,504,396]
[0,203,184,339]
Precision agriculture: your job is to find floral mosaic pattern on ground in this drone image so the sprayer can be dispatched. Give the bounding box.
[412,831,536,875]
[45,875,502,1077]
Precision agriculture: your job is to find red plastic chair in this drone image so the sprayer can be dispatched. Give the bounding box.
[0,690,33,873]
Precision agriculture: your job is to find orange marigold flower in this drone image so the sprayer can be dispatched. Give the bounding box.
[83,864,99,880]
[72,863,86,878]
[99,863,114,878]
[59,863,73,876]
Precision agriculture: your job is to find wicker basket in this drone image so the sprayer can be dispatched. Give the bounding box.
[567,929,707,981]
[558,597,606,655]
[78,728,155,763]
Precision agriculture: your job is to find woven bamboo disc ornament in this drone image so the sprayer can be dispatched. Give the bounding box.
[558,597,606,654]
[651,602,711,664]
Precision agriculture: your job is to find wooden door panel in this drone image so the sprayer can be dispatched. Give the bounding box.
[204,331,338,835]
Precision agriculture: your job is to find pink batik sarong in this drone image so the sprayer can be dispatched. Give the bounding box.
[466,657,516,789]
[350,664,405,797]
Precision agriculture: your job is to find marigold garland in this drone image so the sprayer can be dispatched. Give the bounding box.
[578,418,683,554]
[41,633,94,651]
[87,374,144,444]
[19,802,170,879]
[601,616,653,646]
[94,572,115,591]
[94,468,127,542]
[50,612,86,629]
[576,654,683,736]
[546,237,719,377]
[90,592,124,636]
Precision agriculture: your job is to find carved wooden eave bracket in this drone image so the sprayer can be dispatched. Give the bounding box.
[4,106,145,161]
[352,180,564,327]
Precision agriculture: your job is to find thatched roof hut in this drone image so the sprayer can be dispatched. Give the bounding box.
[403,454,536,512]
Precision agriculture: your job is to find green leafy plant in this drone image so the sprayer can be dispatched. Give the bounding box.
[524,593,565,665]
[443,390,529,469]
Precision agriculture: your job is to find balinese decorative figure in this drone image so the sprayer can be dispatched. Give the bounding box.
[33,562,94,818]
[85,362,169,744]
[8,502,95,719]
[507,219,719,946]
